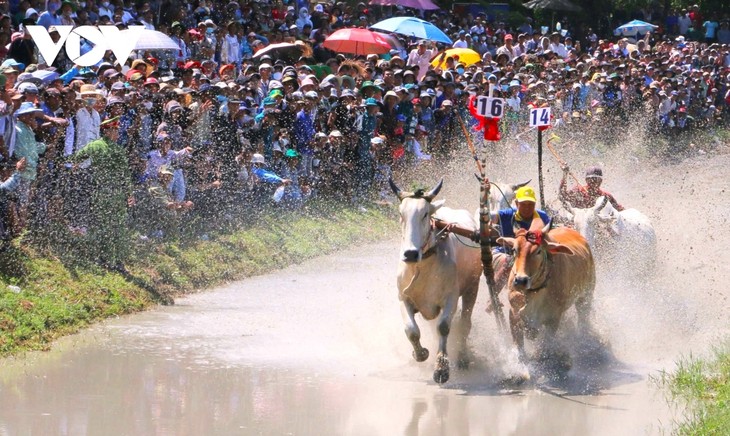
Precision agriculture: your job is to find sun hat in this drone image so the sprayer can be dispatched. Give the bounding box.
[365,97,379,106]
[251,153,266,164]
[515,186,537,203]
[79,84,102,97]
[15,102,43,117]
[329,130,342,137]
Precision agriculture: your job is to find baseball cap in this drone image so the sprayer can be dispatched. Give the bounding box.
[515,186,537,203]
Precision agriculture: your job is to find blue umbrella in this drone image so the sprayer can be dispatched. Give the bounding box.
[614,20,657,37]
[370,17,452,45]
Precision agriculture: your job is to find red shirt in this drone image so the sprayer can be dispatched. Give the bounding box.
[559,180,625,211]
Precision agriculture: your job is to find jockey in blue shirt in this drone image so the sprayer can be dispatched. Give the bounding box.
[494,185,550,240]
[485,185,550,313]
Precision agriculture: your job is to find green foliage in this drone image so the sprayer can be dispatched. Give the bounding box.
[659,340,730,434]
[0,202,397,357]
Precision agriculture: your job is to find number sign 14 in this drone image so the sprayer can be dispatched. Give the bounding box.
[475,96,505,119]
[529,107,551,127]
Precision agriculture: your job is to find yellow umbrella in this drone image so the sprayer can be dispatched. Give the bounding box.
[430,48,481,69]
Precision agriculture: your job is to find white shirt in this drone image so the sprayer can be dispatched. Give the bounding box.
[549,42,568,58]
[221,34,241,64]
[495,44,516,61]
[406,48,437,80]
[452,39,468,48]
[141,19,155,30]
[75,106,100,151]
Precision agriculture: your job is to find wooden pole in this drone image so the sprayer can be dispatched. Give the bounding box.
[544,134,586,191]
[538,128,545,208]
[456,110,507,333]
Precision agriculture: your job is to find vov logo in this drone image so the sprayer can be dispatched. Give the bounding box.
[27,25,144,67]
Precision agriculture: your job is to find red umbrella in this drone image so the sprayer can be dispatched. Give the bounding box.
[323,28,391,56]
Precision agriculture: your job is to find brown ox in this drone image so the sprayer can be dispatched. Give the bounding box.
[497,223,595,362]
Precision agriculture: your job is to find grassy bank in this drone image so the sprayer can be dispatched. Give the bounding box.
[660,341,730,434]
[0,202,397,357]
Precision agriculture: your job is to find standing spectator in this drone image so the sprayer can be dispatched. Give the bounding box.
[12,102,46,231]
[678,10,691,36]
[703,18,719,43]
[293,93,316,176]
[453,31,468,48]
[221,21,241,71]
[75,85,102,151]
[407,41,438,81]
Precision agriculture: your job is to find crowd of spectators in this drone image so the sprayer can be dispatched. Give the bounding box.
[0,0,728,266]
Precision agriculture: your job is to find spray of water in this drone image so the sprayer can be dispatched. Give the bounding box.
[385,115,729,389]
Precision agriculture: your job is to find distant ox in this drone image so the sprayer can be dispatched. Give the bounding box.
[497,222,596,362]
[390,179,481,384]
[568,196,657,276]
[488,179,531,213]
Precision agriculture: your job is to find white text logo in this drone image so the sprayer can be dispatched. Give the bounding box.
[28,25,144,67]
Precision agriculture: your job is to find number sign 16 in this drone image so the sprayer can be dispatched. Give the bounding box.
[475,96,505,119]
[529,107,551,127]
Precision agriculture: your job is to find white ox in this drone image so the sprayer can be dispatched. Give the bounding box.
[569,197,657,276]
[390,179,481,384]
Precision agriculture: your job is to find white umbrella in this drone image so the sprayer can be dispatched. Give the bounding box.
[120,29,180,50]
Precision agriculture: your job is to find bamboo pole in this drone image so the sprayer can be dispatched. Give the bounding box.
[455,110,507,333]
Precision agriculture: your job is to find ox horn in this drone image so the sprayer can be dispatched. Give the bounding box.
[422,179,444,202]
[541,219,553,235]
[389,178,406,201]
[510,179,532,191]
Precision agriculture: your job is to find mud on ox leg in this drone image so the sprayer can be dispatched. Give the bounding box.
[401,294,458,384]
[433,293,458,384]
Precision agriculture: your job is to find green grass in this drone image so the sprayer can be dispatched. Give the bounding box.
[659,340,730,435]
[0,201,397,357]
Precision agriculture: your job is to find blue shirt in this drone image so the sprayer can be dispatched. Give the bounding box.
[293,109,315,154]
[497,208,551,238]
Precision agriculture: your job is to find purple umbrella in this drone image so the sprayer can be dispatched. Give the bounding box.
[369,0,440,11]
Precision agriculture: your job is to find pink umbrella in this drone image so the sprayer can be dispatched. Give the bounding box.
[369,0,440,10]
[323,28,392,56]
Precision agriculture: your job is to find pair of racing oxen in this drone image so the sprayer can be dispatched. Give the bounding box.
[389,178,656,384]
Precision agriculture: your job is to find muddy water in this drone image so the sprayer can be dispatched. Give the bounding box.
[1,153,728,436]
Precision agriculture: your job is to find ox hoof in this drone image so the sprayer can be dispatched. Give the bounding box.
[433,355,450,384]
[413,348,429,362]
[433,367,450,384]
